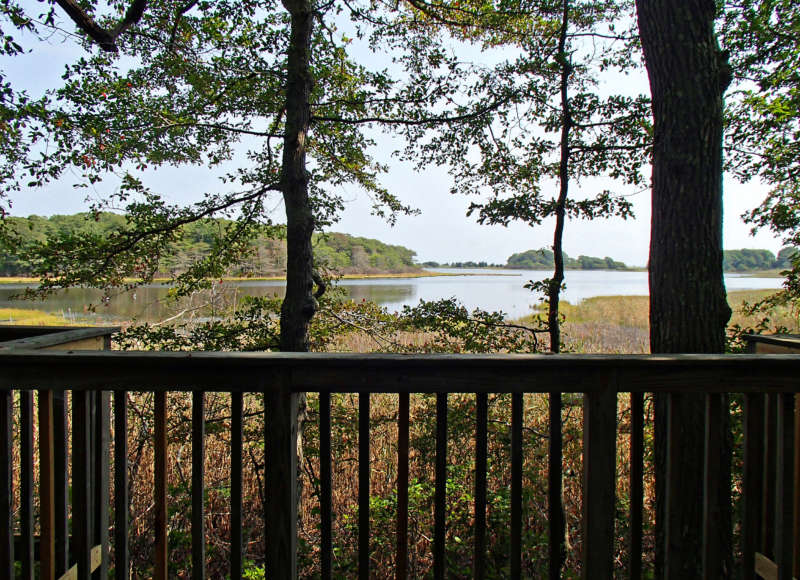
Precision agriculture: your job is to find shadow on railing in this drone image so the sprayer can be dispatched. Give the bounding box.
[0,326,798,579]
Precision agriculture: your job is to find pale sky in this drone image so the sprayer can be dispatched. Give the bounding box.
[2,4,786,268]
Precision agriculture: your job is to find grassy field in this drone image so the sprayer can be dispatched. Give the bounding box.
[0,307,71,325]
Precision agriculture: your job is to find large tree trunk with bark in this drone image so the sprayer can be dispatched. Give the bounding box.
[635,1,732,578]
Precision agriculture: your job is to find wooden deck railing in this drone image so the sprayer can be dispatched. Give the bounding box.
[0,331,799,579]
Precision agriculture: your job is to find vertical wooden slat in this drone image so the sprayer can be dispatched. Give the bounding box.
[702,393,724,579]
[54,390,69,576]
[511,392,523,578]
[192,390,206,580]
[94,391,110,579]
[775,393,795,580]
[114,391,130,580]
[549,392,564,579]
[474,393,488,580]
[154,391,168,580]
[630,392,644,580]
[73,390,92,580]
[763,393,778,558]
[359,393,371,580]
[39,389,56,580]
[320,392,332,580]
[0,390,14,579]
[231,392,243,580]
[794,393,799,580]
[20,390,34,580]
[263,377,299,579]
[434,393,447,580]
[743,393,764,580]
[581,380,617,580]
[396,392,409,580]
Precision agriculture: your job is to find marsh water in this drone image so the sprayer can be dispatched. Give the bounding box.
[0,268,784,324]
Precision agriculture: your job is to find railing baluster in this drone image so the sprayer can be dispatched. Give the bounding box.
[192,390,206,580]
[763,393,778,559]
[20,390,34,580]
[582,380,617,580]
[794,394,799,580]
[474,393,488,580]
[95,390,111,578]
[511,392,523,577]
[114,391,130,580]
[359,393,371,580]
[630,392,644,580]
[434,392,447,580]
[39,389,56,580]
[263,378,299,579]
[154,391,168,580]
[0,390,12,579]
[54,390,69,576]
[775,393,795,580]
[73,390,92,580]
[549,392,564,579]
[397,392,409,580]
[231,392,243,580]
[743,393,765,580]
[702,393,725,578]
[320,392,332,579]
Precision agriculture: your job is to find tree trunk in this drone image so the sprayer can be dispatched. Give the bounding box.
[280,0,316,354]
[635,1,732,578]
[547,1,570,575]
[273,2,314,576]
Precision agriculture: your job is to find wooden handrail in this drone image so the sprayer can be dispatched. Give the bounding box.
[1,350,799,392]
[0,350,798,579]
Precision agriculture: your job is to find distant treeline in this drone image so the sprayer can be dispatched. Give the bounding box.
[424,247,800,272]
[506,248,631,270]
[0,213,420,277]
[722,247,797,272]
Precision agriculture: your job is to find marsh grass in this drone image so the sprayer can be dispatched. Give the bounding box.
[0,307,70,326]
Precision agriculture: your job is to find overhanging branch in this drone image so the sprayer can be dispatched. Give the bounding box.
[55,0,147,52]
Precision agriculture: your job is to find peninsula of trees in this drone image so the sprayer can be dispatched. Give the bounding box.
[0,214,420,278]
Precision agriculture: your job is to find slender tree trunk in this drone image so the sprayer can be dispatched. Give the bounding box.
[635,1,732,577]
[274,3,314,575]
[548,2,570,575]
[280,0,316,354]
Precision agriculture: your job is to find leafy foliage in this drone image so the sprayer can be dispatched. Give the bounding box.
[0,212,420,278]
[506,247,630,270]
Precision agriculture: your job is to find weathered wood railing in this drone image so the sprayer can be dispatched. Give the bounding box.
[0,337,798,579]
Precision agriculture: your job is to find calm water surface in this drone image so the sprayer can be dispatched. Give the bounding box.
[0,268,783,323]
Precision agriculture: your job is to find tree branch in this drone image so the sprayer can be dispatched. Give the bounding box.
[55,0,147,52]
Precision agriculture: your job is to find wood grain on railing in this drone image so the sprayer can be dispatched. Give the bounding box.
[54,391,69,576]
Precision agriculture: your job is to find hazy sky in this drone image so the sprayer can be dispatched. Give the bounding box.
[3,5,785,268]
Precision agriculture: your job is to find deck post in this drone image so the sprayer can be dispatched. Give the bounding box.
[581,373,617,580]
[264,371,299,579]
